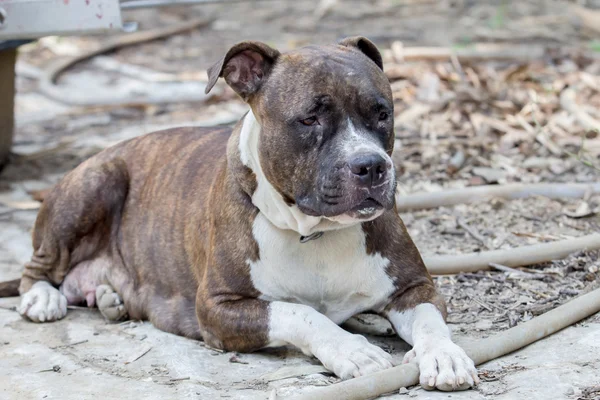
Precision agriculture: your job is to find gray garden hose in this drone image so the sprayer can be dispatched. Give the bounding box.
[289,287,600,400]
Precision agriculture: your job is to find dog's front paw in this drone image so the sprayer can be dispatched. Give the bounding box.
[18,281,67,323]
[403,338,478,391]
[315,333,394,379]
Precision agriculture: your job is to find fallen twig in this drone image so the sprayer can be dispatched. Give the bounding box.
[49,340,88,350]
[456,218,490,249]
[169,376,190,382]
[489,262,545,279]
[38,365,61,373]
[390,43,549,63]
[288,287,600,400]
[124,346,152,364]
[396,183,600,211]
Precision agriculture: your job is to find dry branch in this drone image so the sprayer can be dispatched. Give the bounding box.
[456,218,489,249]
[124,346,152,364]
[390,43,549,63]
[488,262,544,278]
[288,287,600,400]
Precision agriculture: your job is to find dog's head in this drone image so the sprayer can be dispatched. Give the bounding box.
[206,38,395,231]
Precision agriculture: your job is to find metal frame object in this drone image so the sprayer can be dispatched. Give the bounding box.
[119,0,276,9]
[0,0,279,40]
[0,47,16,168]
[0,0,123,40]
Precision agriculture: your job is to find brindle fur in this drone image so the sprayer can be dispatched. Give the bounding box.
[8,38,445,353]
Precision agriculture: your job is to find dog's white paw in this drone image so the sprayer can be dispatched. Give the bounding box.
[315,333,394,379]
[18,281,67,323]
[403,338,479,391]
[96,284,127,321]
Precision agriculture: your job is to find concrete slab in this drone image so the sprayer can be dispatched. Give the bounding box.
[1,181,599,400]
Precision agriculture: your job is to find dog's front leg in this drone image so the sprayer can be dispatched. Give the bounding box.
[385,285,479,391]
[198,298,393,379]
[269,302,394,378]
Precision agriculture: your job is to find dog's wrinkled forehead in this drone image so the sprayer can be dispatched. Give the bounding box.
[259,45,392,116]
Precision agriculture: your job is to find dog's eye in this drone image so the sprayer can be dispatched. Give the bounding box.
[378,111,389,121]
[300,116,319,126]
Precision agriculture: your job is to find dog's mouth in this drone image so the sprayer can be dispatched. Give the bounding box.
[297,192,391,221]
[348,197,383,218]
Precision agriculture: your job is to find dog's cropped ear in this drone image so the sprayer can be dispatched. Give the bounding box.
[338,36,383,71]
[205,41,280,99]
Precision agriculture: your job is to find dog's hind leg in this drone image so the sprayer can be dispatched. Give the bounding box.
[96,284,128,321]
[18,158,129,322]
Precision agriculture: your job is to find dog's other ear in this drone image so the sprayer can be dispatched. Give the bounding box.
[338,36,383,71]
[205,41,280,99]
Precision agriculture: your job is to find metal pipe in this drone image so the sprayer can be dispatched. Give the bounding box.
[120,0,276,10]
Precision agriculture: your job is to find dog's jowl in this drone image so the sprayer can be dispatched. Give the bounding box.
[7,37,478,391]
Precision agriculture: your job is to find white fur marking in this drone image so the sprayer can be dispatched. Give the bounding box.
[389,303,450,345]
[343,119,391,161]
[18,281,68,323]
[239,111,325,235]
[268,301,394,379]
[390,304,478,390]
[389,307,416,344]
[324,210,384,225]
[250,213,395,323]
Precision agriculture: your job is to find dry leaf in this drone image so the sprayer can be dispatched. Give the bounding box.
[564,202,596,219]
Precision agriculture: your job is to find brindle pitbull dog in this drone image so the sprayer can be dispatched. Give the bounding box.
[8,37,478,390]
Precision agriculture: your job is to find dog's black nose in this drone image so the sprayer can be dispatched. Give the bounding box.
[349,153,388,187]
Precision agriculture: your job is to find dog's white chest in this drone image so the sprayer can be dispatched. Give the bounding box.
[249,213,395,324]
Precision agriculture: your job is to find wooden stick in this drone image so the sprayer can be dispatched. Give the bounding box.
[49,339,88,349]
[488,262,545,279]
[424,234,600,275]
[395,183,600,211]
[124,346,152,364]
[0,48,16,167]
[456,218,489,249]
[288,287,600,400]
[393,43,548,63]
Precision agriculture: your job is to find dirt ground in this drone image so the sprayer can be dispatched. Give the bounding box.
[2,1,600,399]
